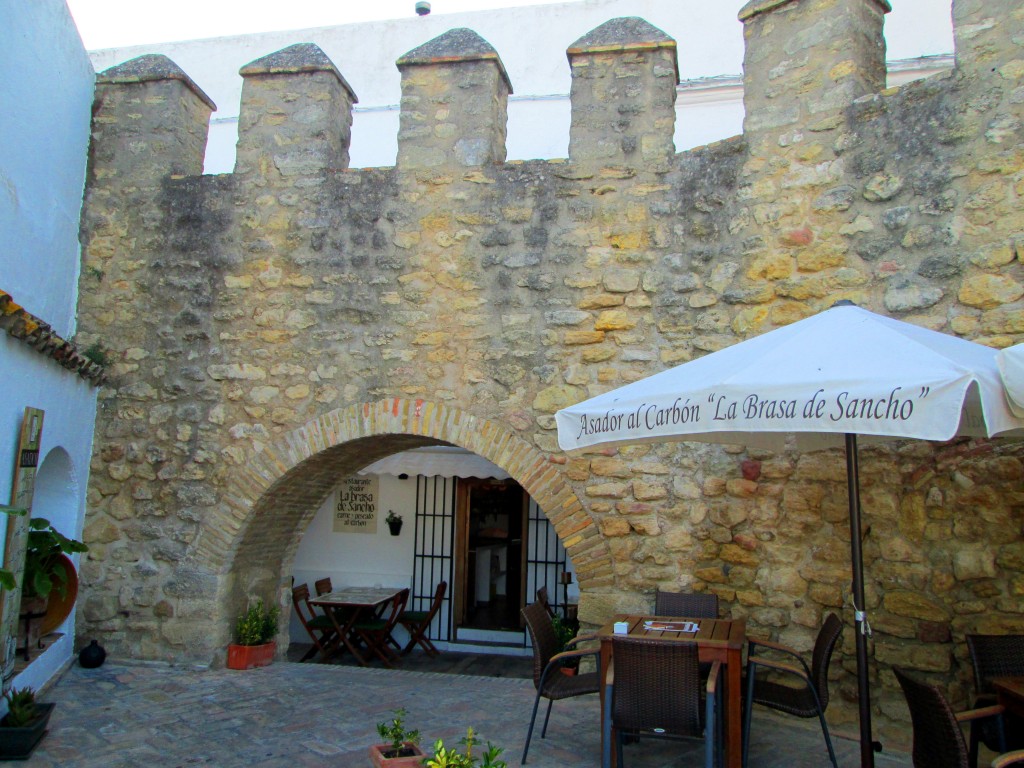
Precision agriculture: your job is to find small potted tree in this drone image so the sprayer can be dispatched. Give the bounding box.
[370,708,424,767]
[0,687,55,759]
[386,510,403,536]
[423,727,507,768]
[226,598,279,670]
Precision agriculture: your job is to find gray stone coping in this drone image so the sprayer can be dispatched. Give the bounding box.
[397,28,513,95]
[739,0,891,23]
[98,54,216,111]
[566,17,679,84]
[239,43,358,104]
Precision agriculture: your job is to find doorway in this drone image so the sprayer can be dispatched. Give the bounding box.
[454,479,525,632]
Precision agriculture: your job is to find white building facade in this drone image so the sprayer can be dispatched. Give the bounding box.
[0,1,98,692]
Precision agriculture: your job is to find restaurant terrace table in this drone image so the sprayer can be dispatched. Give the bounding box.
[597,614,747,768]
[993,677,1024,720]
[310,586,402,665]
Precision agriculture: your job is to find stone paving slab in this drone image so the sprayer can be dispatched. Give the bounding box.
[21,661,913,767]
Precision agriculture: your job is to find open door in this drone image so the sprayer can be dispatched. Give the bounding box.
[453,479,526,633]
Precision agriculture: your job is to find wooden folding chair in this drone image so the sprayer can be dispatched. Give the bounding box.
[398,581,447,657]
[352,588,409,667]
[291,584,338,662]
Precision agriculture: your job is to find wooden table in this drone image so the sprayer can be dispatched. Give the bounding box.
[597,614,746,768]
[310,586,401,665]
[993,676,1024,720]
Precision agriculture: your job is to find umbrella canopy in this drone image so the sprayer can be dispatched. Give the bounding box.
[997,343,1024,418]
[555,303,1024,768]
[557,304,1024,452]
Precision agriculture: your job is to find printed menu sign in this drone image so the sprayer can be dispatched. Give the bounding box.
[333,476,379,534]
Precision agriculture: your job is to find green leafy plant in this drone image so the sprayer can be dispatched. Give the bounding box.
[2,687,39,728]
[386,510,402,525]
[23,517,88,600]
[376,708,420,757]
[234,599,279,646]
[550,613,576,653]
[83,341,110,367]
[424,728,507,768]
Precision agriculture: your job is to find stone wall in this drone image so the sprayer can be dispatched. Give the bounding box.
[76,0,1024,747]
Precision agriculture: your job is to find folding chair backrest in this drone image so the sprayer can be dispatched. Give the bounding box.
[810,613,844,710]
[536,586,555,617]
[314,577,333,596]
[611,635,704,737]
[291,584,315,625]
[522,601,560,689]
[966,633,1024,697]
[383,588,410,631]
[424,580,447,620]
[894,667,970,768]
[655,590,719,618]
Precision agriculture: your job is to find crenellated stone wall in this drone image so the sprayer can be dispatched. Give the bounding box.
[76,0,1024,746]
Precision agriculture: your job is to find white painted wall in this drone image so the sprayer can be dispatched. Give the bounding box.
[85,0,954,175]
[0,1,97,693]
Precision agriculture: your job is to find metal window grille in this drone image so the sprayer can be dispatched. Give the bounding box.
[410,475,455,642]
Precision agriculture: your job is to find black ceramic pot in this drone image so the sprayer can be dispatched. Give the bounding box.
[78,639,106,668]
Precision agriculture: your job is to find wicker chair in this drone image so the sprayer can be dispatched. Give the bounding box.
[291,584,338,662]
[603,635,721,768]
[521,601,600,764]
[966,633,1024,762]
[742,612,843,768]
[893,667,1024,768]
[654,590,719,619]
[397,580,447,657]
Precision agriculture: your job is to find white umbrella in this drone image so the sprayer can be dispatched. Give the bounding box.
[555,302,1024,768]
[997,343,1024,418]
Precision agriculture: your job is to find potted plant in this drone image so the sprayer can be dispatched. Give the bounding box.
[0,687,55,759]
[386,510,403,536]
[424,727,507,768]
[226,598,279,670]
[22,517,88,605]
[550,614,579,675]
[369,708,424,767]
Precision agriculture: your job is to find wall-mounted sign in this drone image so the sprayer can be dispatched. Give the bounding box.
[333,476,379,534]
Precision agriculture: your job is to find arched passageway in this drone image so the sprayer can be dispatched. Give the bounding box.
[200,399,612,653]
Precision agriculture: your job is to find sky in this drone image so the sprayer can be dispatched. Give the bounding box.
[67,0,595,49]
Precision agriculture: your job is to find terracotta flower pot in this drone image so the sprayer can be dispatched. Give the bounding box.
[369,741,425,768]
[226,641,275,670]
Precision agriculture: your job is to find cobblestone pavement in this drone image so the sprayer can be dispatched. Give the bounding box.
[21,660,914,767]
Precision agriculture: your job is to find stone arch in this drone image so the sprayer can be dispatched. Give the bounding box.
[205,398,613,638]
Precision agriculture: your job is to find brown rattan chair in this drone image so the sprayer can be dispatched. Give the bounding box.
[291,584,338,662]
[521,600,600,764]
[894,667,1024,768]
[397,580,447,657]
[655,590,719,618]
[966,633,1024,762]
[602,634,721,768]
[352,588,409,667]
[742,612,843,768]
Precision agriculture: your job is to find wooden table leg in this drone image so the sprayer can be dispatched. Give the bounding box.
[725,644,742,768]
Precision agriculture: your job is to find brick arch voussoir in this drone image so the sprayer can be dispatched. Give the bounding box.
[207,398,614,591]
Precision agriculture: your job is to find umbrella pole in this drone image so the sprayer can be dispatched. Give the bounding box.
[845,433,875,768]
